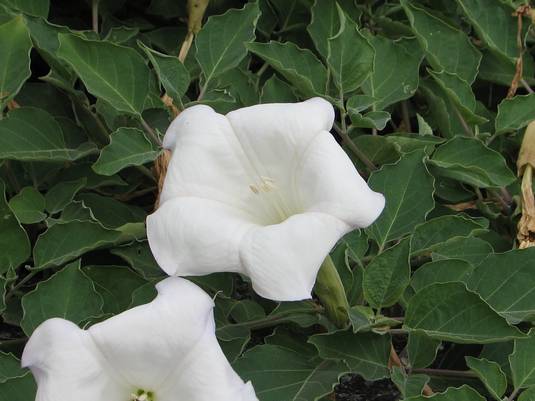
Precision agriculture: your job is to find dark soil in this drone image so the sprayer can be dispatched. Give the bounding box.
[335,374,400,401]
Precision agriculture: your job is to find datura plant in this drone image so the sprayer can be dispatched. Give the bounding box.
[3,0,535,401]
[21,278,258,401]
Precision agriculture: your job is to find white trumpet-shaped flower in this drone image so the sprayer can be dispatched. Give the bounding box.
[21,277,258,401]
[147,98,385,301]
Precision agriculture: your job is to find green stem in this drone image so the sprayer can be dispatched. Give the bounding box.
[314,255,350,328]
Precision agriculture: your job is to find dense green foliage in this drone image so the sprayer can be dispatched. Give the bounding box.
[0,0,535,399]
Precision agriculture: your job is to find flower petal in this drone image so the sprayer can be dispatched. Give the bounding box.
[159,104,267,221]
[297,131,385,228]
[226,97,335,213]
[158,319,258,401]
[21,318,127,401]
[87,277,217,391]
[240,212,350,301]
[147,197,254,276]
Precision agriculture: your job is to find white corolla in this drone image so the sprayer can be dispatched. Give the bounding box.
[147,98,385,301]
[21,277,258,401]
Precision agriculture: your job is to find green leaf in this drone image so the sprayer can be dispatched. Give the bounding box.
[0,180,30,274]
[196,2,260,90]
[348,110,391,130]
[403,385,485,401]
[411,215,488,255]
[431,237,494,266]
[407,332,441,369]
[391,367,430,398]
[0,107,96,161]
[57,33,150,115]
[92,127,159,176]
[404,282,524,343]
[1,0,48,16]
[44,178,86,214]
[233,344,346,401]
[465,356,507,400]
[401,0,481,83]
[367,150,435,250]
[327,6,374,94]
[0,16,32,108]
[411,259,474,292]
[8,186,46,224]
[495,94,535,134]
[247,41,327,97]
[138,41,190,103]
[83,265,145,315]
[261,75,297,103]
[519,387,535,401]
[110,241,164,280]
[428,70,487,124]
[429,137,515,188]
[456,0,520,61]
[363,36,422,110]
[0,374,36,401]
[307,0,339,59]
[467,248,535,324]
[309,330,391,380]
[363,238,410,309]
[510,331,535,390]
[77,193,146,229]
[21,260,103,335]
[0,353,25,383]
[33,220,122,269]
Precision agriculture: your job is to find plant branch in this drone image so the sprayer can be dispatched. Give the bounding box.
[92,0,99,34]
[412,368,478,379]
[139,116,161,147]
[389,346,434,396]
[521,78,535,94]
[333,122,377,172]
[507,388,522,401]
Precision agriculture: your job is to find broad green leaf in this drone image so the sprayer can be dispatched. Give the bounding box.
[411,259,474,292]
[367,150,435,250]
[456,0,520,61]
[465,356,507,400]
[495,94,535,134]
[0,373,36,401]
[363,36,422,110]
[0,16,32,108]
[519,387,535,401]
[57,33,150,114]
[417,114,433,136]
[391,367,430,398]
[247,41,327,97]
[307,0,339,59]
[429,137,516,188]
[83,265,146,315]
[432,237,494,266]
[401,0,481,83]
[138,41,190,103]
[44,178,86,214]
[467,248,535,324]
[404,282,524,343]
[33,220,122,269]
[348,110,391,130]
[261,75,297,103]
[233,345,346,401]
[309,330,391,380]
[0,108,96,161]
[0,353,25,383]
[110,241,164,279]
[411,215,488,255]
[407,332,441,369]
[327,6,374,94]
[21,260,103,335]
[363,238,410,309]
[480,342,514,379]
[428,70,487,124]
[479,49,535,86]
[1,0,48,17]
[77,193,146,229]
[403,385,485,401]
[196,2,260,89]
[92,127,159,176]
[0,180,30,274]
[510,331,535,389]
[8,186,46,224]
